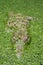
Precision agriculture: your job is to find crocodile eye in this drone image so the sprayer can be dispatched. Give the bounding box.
[14,23,16,26]
[13,22,17,27]
[8,21,10,24]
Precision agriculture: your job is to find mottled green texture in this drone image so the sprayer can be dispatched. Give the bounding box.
[0,0,43,65]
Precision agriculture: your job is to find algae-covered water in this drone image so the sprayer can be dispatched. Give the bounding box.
[0,0,43,65]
